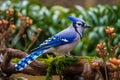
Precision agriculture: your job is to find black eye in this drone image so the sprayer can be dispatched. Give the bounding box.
[77,23,82,26]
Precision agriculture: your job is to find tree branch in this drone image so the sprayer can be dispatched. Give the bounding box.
[0,48,120,80]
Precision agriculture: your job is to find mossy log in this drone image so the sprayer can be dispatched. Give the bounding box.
[0,48,120,80]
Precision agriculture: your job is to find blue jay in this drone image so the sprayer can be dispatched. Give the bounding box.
[15,16,90,71]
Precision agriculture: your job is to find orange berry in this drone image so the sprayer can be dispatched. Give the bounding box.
[25,17,30,20]
[2,19,5,24]
[109,58,118,65]
[9,8,14,15]
[112,33,116,37]
[97,44,100,48]
[109,58,112,61]
[105,29,111,34]
[4,20,8,24]
[29,19,33,25]
[97,43,103,49]
[96,48,100,53]
[117,59,120,64]
[18,12,23,18]
[102,42,106,46]
[37,28,42,32]
[97,43,106,49]
[103,47,107,50]
[6,10,9,15]
[0,20,2,24]
[105,27,115,34]
[26,19,29,24]
[2,19,8,24]
[10,24,16,30]
[25,17,30,23]
[109,27,114,33]
[91,62,99,69]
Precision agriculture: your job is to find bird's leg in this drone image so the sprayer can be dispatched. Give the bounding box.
[64,52,71,57]
[65,52,79,58]
[47,52,56,57]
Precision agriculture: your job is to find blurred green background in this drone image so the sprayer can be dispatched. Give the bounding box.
[0,0,120,56]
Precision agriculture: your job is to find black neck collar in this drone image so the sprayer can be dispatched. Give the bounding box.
[73,23,82,39]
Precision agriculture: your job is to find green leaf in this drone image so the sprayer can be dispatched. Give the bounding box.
[49,27,56,35]
[75,5,88,18]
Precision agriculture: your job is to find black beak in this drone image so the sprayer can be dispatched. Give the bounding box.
[85,25,91,28]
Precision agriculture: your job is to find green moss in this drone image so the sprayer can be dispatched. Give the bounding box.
[38,56,101,80]
[41,56,77,80]
[78,56,102,62]
[11,58,21,63]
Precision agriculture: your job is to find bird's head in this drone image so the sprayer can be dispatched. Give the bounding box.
[67,16,90,29]
[68,16,90,38]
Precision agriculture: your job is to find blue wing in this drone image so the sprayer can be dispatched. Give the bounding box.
[31,30,77,52]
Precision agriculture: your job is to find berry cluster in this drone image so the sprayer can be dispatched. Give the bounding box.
[96,42,108,57]
[108,57,120,70]
[91,27,119,80]
[105,27,116,38]
[0,8,42,51]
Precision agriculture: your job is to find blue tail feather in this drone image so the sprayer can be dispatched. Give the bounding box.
[15,49,48,71]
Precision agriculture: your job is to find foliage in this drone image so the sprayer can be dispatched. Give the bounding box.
[0,1,120,56]
[75,5,120,55]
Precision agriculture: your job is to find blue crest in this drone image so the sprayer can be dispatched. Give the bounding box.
[67,16,79,23]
